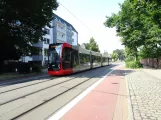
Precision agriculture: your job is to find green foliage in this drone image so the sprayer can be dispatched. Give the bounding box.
[0,0,58,60]
[126,60,142,69]
[86,37,100,52]
[125,46,138,60]
[139,45,161,59]
[113,49,125,60]
[104,0,161,61]
[111,49,125,61]
[112,52,118,61]
[125,59,142,69]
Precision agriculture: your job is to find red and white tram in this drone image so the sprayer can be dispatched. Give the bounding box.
[48,43,111,76]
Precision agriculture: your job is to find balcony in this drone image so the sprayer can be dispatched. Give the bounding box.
[32,55,43,61]
[33,41,43,48]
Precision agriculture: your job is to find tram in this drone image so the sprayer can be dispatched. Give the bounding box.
[48,43,111,76]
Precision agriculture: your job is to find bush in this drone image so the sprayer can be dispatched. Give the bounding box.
[126,60,142,69]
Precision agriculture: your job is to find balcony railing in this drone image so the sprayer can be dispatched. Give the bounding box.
[32,55,43,61]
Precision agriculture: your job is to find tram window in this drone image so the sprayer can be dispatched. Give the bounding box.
[98,56,101,62]
[96,56,98,62]
[79,53,84,64]
[104,58,106,62]
[79,53,90,64]
[86,54,90,63]
[62,48,71,61]
[92,55,101,65]
[71,50,79,68]
[92,55,96,63]
[62,47,72,69]
[103,57,109,63]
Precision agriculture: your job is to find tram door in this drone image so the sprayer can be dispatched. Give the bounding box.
[62,47,72,69]
[62,47,79,70]
[71,50,79,72]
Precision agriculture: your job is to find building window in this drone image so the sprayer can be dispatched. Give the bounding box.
[61,25,65,30]
[47,39,50,44]
[31,47,42,55]
[44,49,48,56]
[57,23,61,28]
[39,49,42,55]
[44,28,50,35]
[67,28,70,32]
[43,38,50,44]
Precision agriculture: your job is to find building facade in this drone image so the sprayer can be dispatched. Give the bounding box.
[22,14,78,66]
[53,14,78,46]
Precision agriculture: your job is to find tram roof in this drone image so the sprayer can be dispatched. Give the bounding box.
[91,51,101,56]
[102,54,108,58]
[79,46,90,54]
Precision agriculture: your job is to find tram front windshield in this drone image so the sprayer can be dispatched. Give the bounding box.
[48,44,62,70]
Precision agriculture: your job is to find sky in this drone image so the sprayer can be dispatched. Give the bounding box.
[54,0,125,54]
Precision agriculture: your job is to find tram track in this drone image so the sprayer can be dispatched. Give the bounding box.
[0,71,87,95]
[0,75,50,88]
[0,65,115,120]
[0,76,78,106]
[0,69,100,106]
[10,73,103,120]
[0,76,53,94]
[0,69,94,94]
[0,67,106,102]
[0,64,115,94]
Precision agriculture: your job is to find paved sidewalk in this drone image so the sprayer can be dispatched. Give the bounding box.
[142,68,161,80]
[57,66,161,120]
[126,68,161,120]
[60,66,129,120]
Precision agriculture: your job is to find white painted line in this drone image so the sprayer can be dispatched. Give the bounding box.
[48,66,119,120]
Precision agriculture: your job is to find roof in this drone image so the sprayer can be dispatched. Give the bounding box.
[53,13,78,33]
[79,46,90,55]
[91,51,101,57]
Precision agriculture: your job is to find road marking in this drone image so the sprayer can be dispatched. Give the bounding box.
[48,66,119,120]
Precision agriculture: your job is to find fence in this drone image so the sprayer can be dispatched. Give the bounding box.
[1,61,42,74]
[140,58,161,68]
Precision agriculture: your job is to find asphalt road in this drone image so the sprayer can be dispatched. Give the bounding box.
[0,64,119,120]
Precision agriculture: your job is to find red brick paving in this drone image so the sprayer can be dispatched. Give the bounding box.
[61,66,128,120]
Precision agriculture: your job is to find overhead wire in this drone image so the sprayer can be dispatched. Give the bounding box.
[58,2,93,34]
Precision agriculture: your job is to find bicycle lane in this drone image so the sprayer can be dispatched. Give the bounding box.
[50,65,129,120]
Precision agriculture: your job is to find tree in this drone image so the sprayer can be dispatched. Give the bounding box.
[112,52,118,61]
[104,0,161,65]
[0,0,58,72]
[113,49,125,60]
[86,37,100,52]
[104,0,147,60]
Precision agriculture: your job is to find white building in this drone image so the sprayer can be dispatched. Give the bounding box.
[53,14,78,46]
[21,14,78,66]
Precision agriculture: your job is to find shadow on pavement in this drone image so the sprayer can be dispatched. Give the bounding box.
[0,64,123,87]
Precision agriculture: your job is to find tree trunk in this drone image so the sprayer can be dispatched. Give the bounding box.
[135,54,138,61]
[135,47,138,61]
[0,59,4,73]
[156,45,159,69]
[157,57,159,69]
